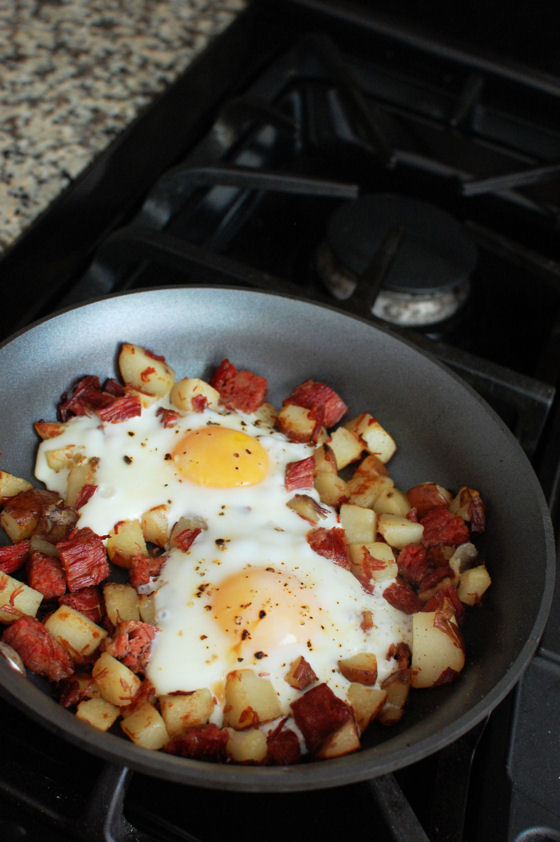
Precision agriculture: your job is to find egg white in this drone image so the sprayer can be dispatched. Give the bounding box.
[35,397,412,728]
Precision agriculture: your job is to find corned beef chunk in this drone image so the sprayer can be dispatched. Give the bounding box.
[165,723,229,762]
[102,620,157,673]
[0,540,30,575]
[58,586,103,623]
[56,527,109,592]
[283,380,348,428]
[2,615,74,682]
[27,551,67,599]
[209,359,267,413]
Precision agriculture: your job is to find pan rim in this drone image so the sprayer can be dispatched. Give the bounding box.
[0,285,555,792]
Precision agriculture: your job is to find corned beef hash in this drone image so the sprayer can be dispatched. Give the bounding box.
[0,344,491,764]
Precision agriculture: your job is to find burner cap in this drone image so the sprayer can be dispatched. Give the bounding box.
[326,194,477,295]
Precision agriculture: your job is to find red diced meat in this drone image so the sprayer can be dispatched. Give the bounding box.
[209,359,267,413]
[156,407,181,428]
[97,395,142,424]
[418,565,454,594]
[57,375,116,421]
[397,543,428,587]
[103,378,126,397]
[102,620,157,674]
[290,683,353,756]
[27,551,67,600]
[172,528,201,553]
[129,553,166,592]
[421,506,470,548]
[0,540,30,574]
[423,585,466,623]
[267,721,301,765]
[306,527,350,569]
[58,587,104,623]
[285,456,315,491]
[283,380,348,428]
[2,616,74,682]
[406,483,451,518]
[383,580,423,614]
[165,723,229,762]
[56,528,109,592]
[74,484,98,510]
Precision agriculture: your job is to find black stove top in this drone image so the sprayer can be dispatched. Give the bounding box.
[1,2,559,840]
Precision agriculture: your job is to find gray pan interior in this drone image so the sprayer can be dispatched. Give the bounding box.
[0,287,555,792]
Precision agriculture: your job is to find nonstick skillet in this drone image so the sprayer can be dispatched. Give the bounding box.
[0,287,554,792]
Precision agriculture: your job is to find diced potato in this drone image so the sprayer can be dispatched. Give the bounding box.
[328,427,363,470]
[316,718,360,759]
[159,689,215,737]
[286,494,328,525]
[224,669,282,730]
[377,513,424,549]
[29,534,59,557]
[253,401,278,429]
[378,669,411,725]
[45,605,107,662]
[0,470,32,499]
[284,655,317,690]
[65,458,98,508]
[34,421,67,440]
[449,542,479,576]
[457,565,492,606]
[0,571,43,623]
[276,403,325,443]
[338,652,378,685]
[340,503,377,543]
[347,468,394,509]
[168,515,207,550]
[45,444,85,473]
[373,487,410,517]
[226,727,268,764]
[346,414,397,463]
[0,504,39,543]
[347,684,387,733]
[67,672,101,701]
[138,593,156,624]
[103,583,140,625]
[106,519,147,569]
[349,541,397,584]
[76,697,120,731]
[125,386,157,409]
[92,652,142,706]
[313,443,338,474]
[141,505,170,547]
[170,377,220,412]
[118,343,175,398]
[314,470,348,508]
[411,611,465,689]
[120,701,169,750]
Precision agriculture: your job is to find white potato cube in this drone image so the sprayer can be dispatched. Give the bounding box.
[106,519,147,569]
[0,571,43,623]
[377,514,424,549]
[92,652,142,706]
[141,505,170,547]
[349,541,397,584]
[0,471,32,498]
[347,684,387,733]
[65,458,98,508]
[316,718,360,759]
[170,377,220,412]
[340,503,377,544]
[373,487,411,517]
[120,701,169,750]
[160,689,215,737]
[458,565,492,606]
[328,427,363,469]
[103,583,140,626]
[118,343,175,398]
[76,697,120,731]
[45,605,107,662]
[346,414,397,462]
[411,611,465,689]
[226,727,268,764]
[224,669,282,729]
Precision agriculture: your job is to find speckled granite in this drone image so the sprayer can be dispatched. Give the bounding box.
[0,0,246,256]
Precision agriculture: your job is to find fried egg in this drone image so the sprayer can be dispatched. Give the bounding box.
[35,397,411,725]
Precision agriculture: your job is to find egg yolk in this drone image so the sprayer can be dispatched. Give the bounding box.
[211,567,326,659]
[172,426,269,488]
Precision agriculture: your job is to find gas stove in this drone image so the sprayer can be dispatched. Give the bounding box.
[1,2,559,840]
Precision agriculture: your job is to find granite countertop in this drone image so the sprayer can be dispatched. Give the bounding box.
[0,0,246,258]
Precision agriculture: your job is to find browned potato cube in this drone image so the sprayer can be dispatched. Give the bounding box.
[106,519,147,569]
[141,505,170,547]
[120,701,169,750]
[159,689,215,737]
[65,458,98,508]
[457,565,491,606]
[340,503,377,543]
[0,571,43,623]
[92,652,142,706]
[76,697,120,731]
[118,343,175,398]
[45,605,107,662]
[170,377,220,412]
[345,414,397,463]
[378,669,411,725]
[347,684,387,733]
[276,404,325,443]
[253,401,278,429]
[338,652,378,686]
[224,669,282,730]
[45,444,85,473]
[284,655,318,690]
[0,471,32,499]
[314,470,348,508]
[327,427,363,470]
[226,727,268,764]
[411,611,465,688]
[287,494,329,525]
[316,718,360,759]
[103,583,140,625]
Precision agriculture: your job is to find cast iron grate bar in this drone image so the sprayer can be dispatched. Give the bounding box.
[449,73,484,129]
[308,33,396,167]
[138,165,359,229]
[217,95,298,136]
[369,774,431,842]
[462,162,560,197]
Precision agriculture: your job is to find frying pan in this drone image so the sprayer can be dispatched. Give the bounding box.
[0,287,554,792]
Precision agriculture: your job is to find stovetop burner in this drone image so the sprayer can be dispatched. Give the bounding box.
[318,193,477,327]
